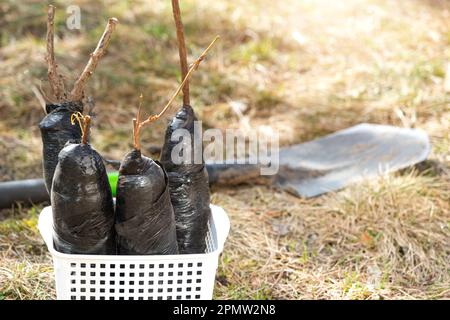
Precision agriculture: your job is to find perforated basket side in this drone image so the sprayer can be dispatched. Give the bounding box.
[38,205,229,300]
[55,257,218,300]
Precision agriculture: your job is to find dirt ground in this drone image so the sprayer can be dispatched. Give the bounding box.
[0,0,449,299]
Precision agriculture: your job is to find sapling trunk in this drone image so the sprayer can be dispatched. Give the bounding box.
[51,114,115,254]
[46,5,65,101]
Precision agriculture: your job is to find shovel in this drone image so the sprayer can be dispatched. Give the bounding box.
[206,123,430,197]
[0,123,430,208]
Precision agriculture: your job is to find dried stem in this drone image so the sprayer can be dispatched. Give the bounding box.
[69,17,119,101]
[132,119,141,151]
[82,115,91,144]
[132,94,144,150]
[39,80,54,105]
[139,36,219,128]
[46,5,66,102]
[171,0,190,105]
[31,85,46,112]
[132,34,218,148]
[71,112,91,144]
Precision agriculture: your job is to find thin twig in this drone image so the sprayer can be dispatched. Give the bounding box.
[31,85,46,112]
[139,36,219,128]
[132,119,140,151]
[171,0,190,105]
[69,17,119,101]
[46,5,65,101]
[132,94,144,150]
[39,79,55,105]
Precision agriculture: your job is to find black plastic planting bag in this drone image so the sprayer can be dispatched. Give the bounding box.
[51,142,116,254]
[39,101,83,193]
[160,105,211,254]
[115,149,178,255]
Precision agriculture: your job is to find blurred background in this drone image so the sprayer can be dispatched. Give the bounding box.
[0,0,449,299]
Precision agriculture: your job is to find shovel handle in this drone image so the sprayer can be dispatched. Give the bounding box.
[0,163,271,209]
[0,179,49,209]
[206,163,273,186]
[0,170,119,209]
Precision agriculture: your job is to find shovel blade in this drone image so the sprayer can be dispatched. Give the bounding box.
[276,123,431,197]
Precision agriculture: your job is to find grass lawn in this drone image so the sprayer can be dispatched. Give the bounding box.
[0,0,449,299]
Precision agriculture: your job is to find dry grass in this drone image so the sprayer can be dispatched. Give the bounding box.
[0,0,449,299]
[213,171,449,299]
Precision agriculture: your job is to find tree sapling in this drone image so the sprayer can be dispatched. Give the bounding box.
[160,0,217,254]
[39,5,118,193]
[115,37,217,255]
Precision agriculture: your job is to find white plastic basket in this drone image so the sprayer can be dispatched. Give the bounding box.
[38,204,230,300]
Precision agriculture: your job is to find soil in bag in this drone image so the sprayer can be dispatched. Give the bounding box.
[39,102,82,193]
[51,115,115,254]
[160,105,211,254]
[115,149,178,255]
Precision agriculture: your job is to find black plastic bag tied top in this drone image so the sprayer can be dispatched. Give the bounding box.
[39,101,83,193]
[51,142,116,254]
[115,149,179,255]
[160,105,212,254]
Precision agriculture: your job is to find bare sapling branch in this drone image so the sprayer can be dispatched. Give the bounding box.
[31,85,46,112]
[139,35,220,128]
[46,5,66,102]
[69,17,119,102]
[171,0,190,105]
[133,94,144,150]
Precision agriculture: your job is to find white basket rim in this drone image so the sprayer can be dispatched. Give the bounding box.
[38,204,230,261]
